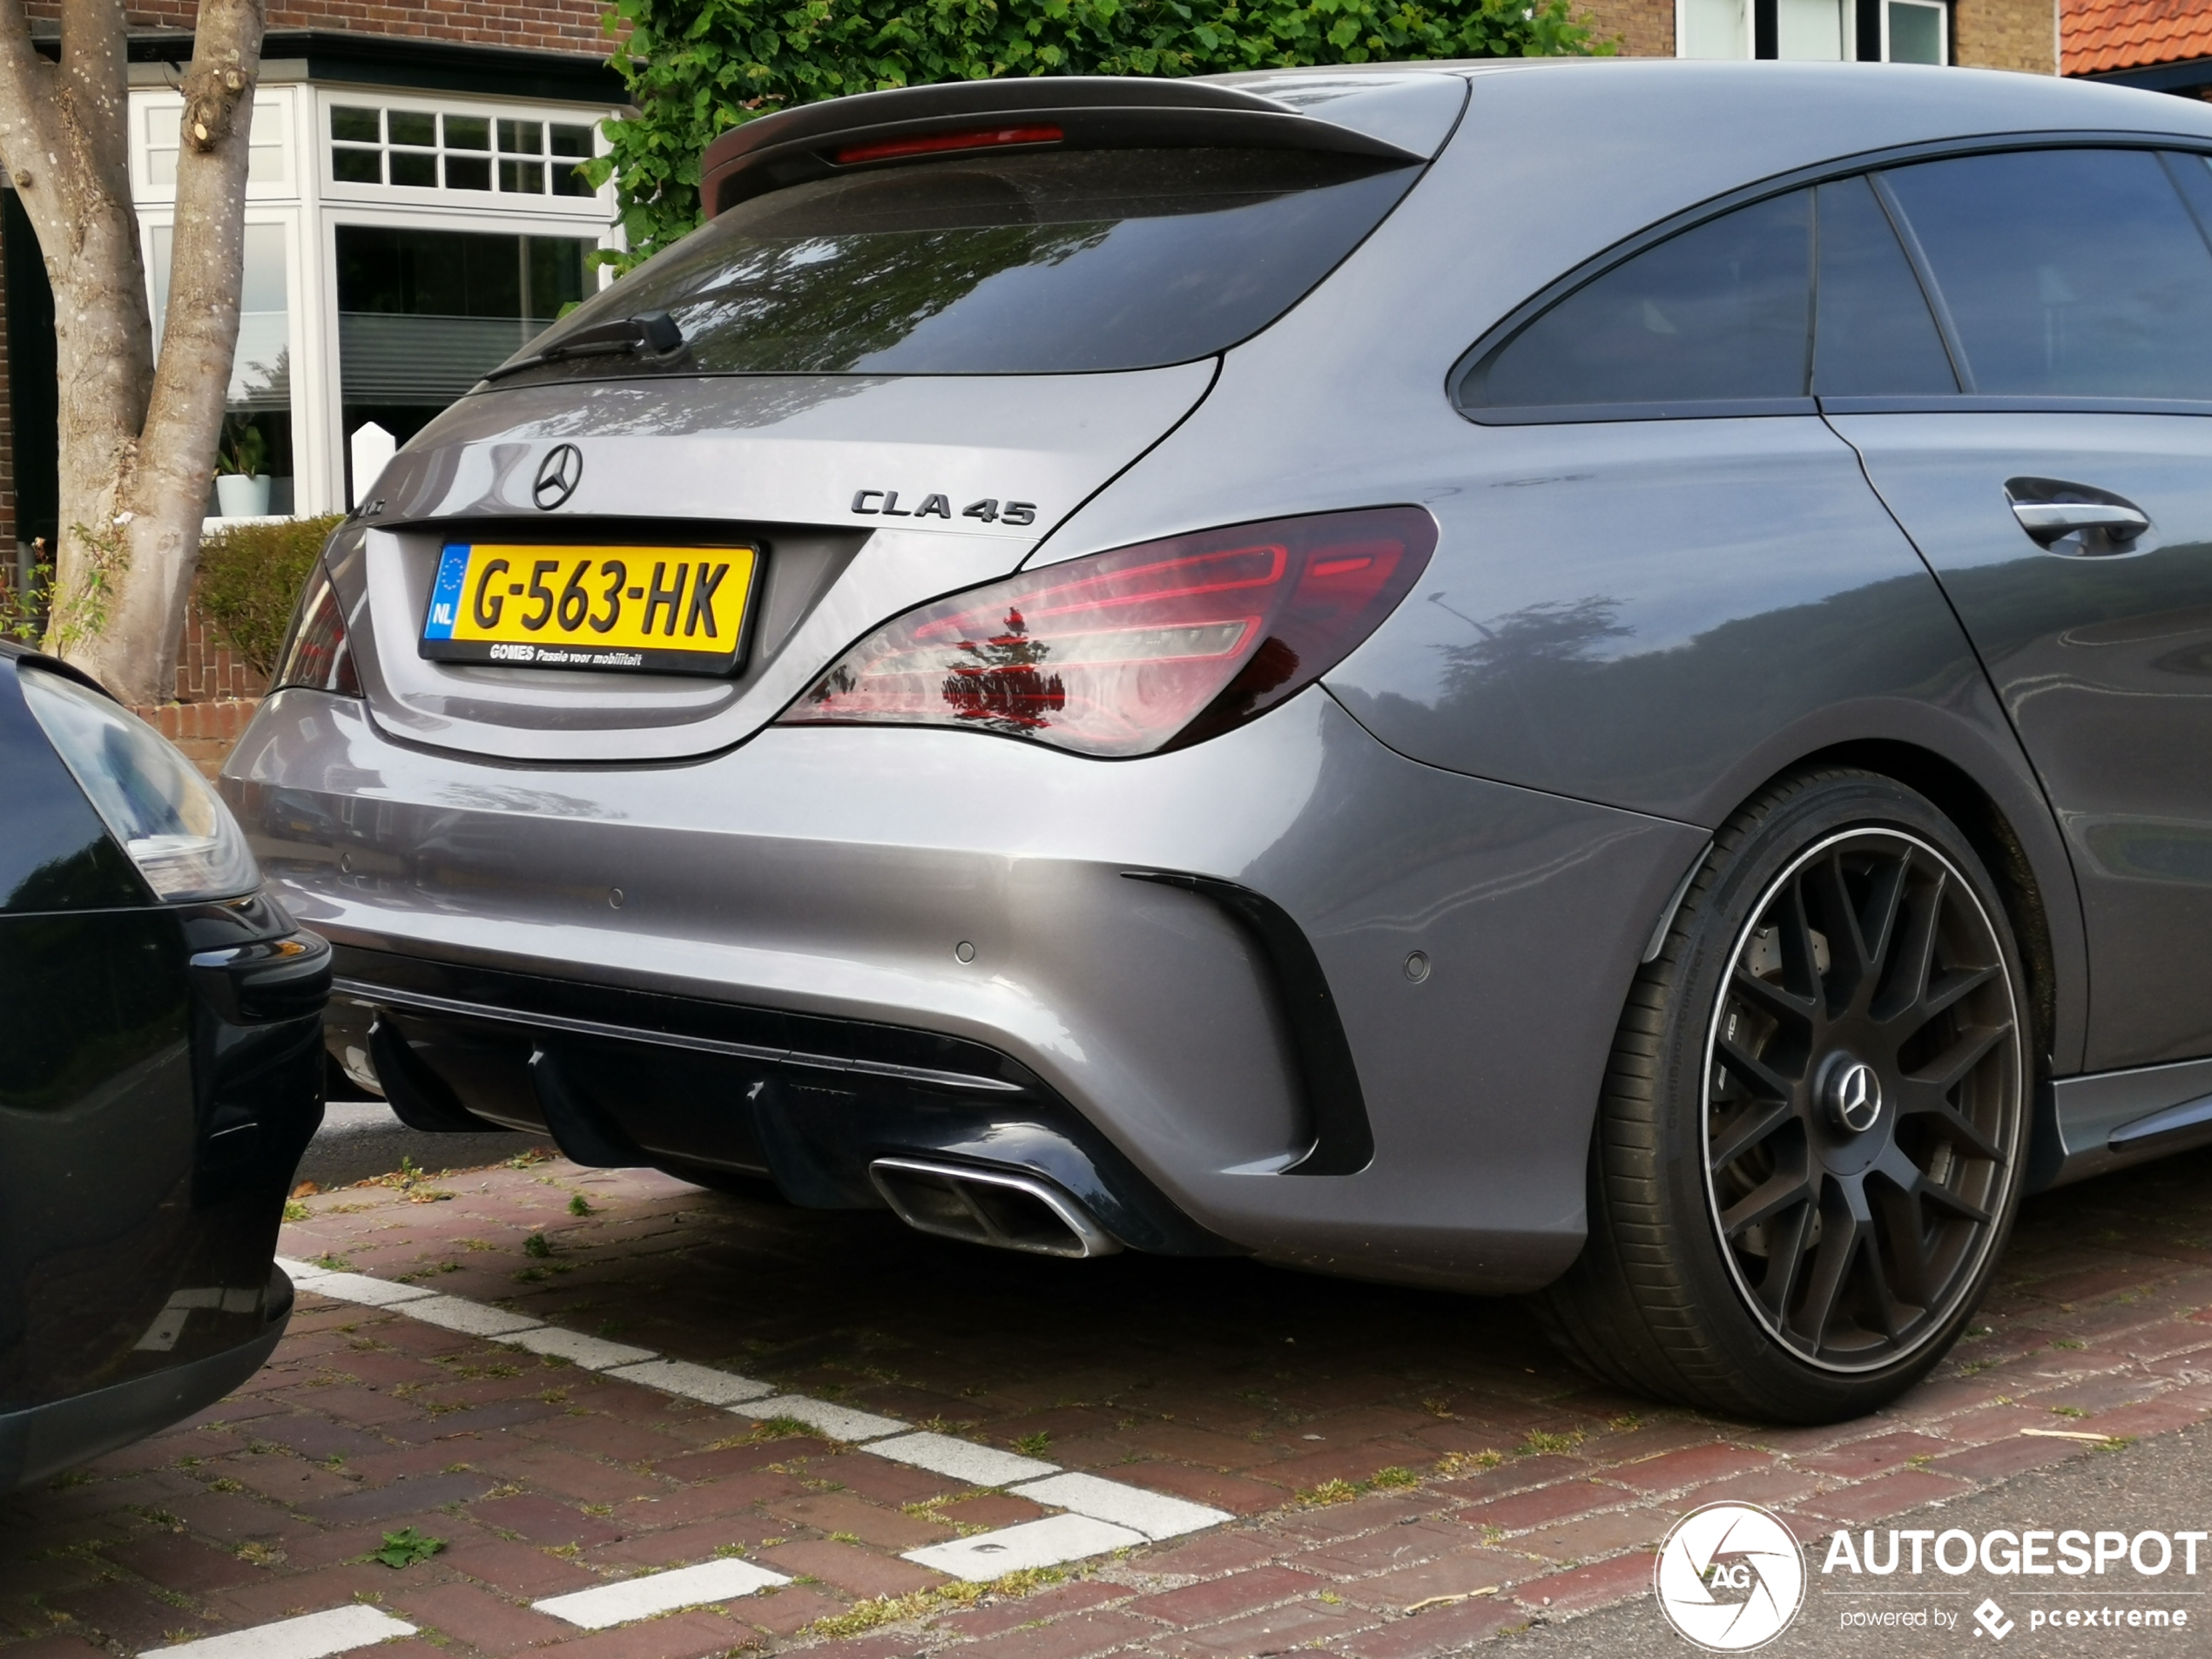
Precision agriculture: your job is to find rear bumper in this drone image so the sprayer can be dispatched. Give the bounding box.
[223,687,1704,1291]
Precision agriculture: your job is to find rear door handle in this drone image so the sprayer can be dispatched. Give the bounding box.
[2005,479,2152,554]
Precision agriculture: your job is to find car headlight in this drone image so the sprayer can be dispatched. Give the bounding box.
[18,665,261,903]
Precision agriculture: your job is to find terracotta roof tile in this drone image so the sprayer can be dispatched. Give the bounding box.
[2065,0,2212,77]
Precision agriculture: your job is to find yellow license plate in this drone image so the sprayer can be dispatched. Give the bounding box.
[421,543,761,674]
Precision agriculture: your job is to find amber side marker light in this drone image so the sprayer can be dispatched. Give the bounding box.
[833,125,1065,166]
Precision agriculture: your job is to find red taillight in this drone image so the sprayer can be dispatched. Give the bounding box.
[833,125,1063,166]
[273,569,361,697]
[779,508,1435,758]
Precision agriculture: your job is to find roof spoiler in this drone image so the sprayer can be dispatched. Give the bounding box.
[698,77,1428,218]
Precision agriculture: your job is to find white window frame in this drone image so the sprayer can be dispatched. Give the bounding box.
[314,87,614,224]
[1881,0,1949,63]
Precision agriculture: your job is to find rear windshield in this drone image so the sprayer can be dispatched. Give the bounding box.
[500,147,1420,380]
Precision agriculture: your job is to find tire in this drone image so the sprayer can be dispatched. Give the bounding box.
[1538,768,2033,1422]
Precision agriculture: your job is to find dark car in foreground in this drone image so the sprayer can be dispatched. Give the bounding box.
[225,60,2212,1421]
[0,644,327,1492]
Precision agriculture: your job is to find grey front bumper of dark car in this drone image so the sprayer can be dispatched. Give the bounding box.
[223,685,1706,1293]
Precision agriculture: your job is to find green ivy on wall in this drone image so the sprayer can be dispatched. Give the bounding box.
[584,0,1610,271]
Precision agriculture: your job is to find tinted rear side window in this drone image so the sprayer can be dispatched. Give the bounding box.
[1880,148,2212,400]
[516,149,1420,378]
[1464,190,1813,413]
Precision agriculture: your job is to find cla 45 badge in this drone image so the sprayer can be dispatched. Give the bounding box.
[851,490,1035,525]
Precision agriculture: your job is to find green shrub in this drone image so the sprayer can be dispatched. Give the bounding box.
[588,0,1608,271]
[194,514,344,678]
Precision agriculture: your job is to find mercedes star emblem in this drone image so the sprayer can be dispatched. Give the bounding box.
[532,443,583,510]
[1824,1056,1884,1134]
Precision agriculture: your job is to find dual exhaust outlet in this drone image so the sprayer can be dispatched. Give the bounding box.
[868,1157,1121,1259]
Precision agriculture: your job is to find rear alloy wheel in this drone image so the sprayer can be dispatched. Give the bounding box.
[1538,771,2030,1421]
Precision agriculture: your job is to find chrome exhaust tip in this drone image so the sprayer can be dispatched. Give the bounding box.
[868,1158,1123,1259]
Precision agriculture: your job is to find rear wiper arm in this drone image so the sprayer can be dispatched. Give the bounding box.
[480,310,685,382]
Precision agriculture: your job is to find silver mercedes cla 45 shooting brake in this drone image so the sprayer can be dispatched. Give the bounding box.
[229,58,2212,1421]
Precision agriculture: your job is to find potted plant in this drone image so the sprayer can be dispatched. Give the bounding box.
[213,417,272,518]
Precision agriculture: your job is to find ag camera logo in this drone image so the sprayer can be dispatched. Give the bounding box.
[1655,1502,1806,1651]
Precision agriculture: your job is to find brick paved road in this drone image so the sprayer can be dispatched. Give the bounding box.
[10,1141,2212,1659]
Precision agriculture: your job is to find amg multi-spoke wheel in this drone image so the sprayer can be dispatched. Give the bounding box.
[1538,771,2033,1422]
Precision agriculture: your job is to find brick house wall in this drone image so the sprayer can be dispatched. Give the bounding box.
[1958,0,2060,71]
[1577,0,1676,55]
[25,0,612,53]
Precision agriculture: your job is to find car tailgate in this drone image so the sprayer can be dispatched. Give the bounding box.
[334,362,1215,764]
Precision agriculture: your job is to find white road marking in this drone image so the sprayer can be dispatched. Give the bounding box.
[508,1326,658,1369]
[870,1431,1058,1487]
[1010,1472,1231,1540]
[906,1514,1147,1581]
[532,1558,791,1628]
[289,1271,433,1307]
[140,1606,415,1659]
[403,1296,544,1336]
[732,1394,908,1441]
[285,1256,1233,1606]
[605,1357,774,1405]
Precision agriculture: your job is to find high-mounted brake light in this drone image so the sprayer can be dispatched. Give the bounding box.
[779,508,1435,759]
[273,568,362,698]
[833,125,1064,166]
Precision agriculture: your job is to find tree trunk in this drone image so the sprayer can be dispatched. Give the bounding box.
[0,0,262,705]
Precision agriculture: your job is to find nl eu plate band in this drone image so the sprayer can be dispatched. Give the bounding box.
[421,542,764,675]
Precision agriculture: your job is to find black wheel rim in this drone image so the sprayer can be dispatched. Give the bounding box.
[1702,828,2022,1373]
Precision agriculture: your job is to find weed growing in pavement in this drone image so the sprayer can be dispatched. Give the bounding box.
[569,1193,595,1217]
[802,1568,1069,1639]
[282,1201,311,1223]
[1608,1413,1644,1433]
[1298,1480,1362,1505]
[1014,1431,1052,1457]
[506,1147,554,1169]
[207,1479,242,1494]
[309,1253,353,1271]
[1369,1467,1419,1489]
[2052,1405,2089,1419]
[47,1469,90,1489]
[523,1232,553,1258]
[2097,1436,2137,1453]
[235,1541,282,1566]
[1420,1398,1456,1419]
[828,1531,861,1544]
[2054,1337,2087,1349]
[1434,1450,1503,1475]
[1517,1429,1585,1456]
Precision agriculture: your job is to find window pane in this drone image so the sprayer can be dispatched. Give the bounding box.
[550,161,594,198]
[1777,0,1847,60]
[499,119,543,155]
[536,148,1421,377]
[389,151,436,188]
[499,159,544,193]
[1682,0,1750,57]
[332,147,382,185]
[444,153,491,191]
[388,110,435,148]
[1813,175,1955,396]
[443,115,489,152]
[1887,0,1943,63]
[549,123,593,158]
[330,105,379,143]
[1883,149,2212,399]
[1468,191,1812,410]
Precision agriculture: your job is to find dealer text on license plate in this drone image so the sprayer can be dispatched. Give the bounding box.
[420,543,761,674]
